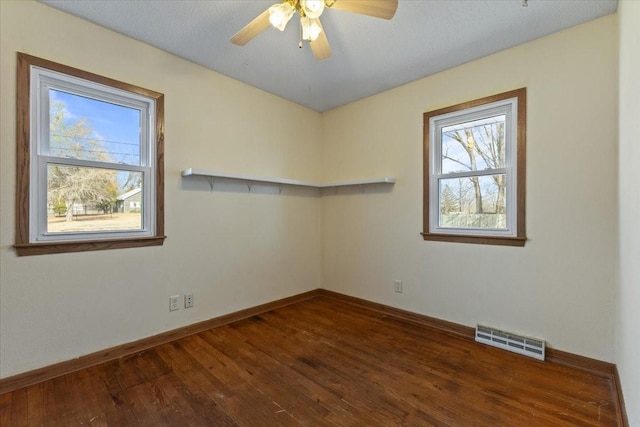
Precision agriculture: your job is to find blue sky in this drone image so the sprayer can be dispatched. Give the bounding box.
[51,89,141,165]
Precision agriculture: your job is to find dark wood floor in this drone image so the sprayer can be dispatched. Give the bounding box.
[0,296,620,426]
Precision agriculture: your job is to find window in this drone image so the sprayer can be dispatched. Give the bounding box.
[422,88,526,246]
[15,53,165,255]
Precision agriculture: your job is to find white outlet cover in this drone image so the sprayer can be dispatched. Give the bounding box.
[170,295,180,311]
[184,294,194,308]
[394,280,403,293]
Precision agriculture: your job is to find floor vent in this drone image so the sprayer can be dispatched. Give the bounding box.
[475,325,545,361]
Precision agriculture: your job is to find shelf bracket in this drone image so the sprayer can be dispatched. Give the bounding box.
[206,176,215,191]
[247,181,253,192]
[278,184,283,195]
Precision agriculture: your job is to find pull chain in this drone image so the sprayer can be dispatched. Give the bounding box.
[299,18,303,48]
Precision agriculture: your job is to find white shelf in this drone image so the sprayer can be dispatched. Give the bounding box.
[181,168,395,189]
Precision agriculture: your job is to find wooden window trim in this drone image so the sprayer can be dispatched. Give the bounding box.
[422,88,527,246]
[15,53,165,256]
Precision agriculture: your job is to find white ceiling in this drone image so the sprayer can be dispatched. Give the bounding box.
[39,0,617,112]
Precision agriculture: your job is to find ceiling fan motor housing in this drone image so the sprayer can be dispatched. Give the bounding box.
[300,0,325,19]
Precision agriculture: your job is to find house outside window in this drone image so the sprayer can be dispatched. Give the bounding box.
[15,53,165,255]
[422,88,526,246]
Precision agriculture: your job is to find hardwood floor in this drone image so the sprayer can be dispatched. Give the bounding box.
[0,296,621,426]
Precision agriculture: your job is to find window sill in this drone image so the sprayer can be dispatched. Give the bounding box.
[14,236,166,256]
[421,232,526,247]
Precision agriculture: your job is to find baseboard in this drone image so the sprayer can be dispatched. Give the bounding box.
[0,287,628,426]
[544,347,615,377]
[317,289,476,339]
[0,289,321,395]
[614,365,630,427]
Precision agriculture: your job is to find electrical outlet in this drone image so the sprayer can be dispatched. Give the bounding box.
[170,295,180,311]
[184,293,194,308]
[394,280,403,293]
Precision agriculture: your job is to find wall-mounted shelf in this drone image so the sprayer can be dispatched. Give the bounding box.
[181,168,395,190]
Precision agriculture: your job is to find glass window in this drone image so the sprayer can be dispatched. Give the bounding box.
[15,53,165,255]
[423,89,526,246]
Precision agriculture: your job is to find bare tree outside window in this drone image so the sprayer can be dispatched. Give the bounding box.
[439,116,506,229]
[47,99,120,224]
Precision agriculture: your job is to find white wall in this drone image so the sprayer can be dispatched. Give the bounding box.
[617,1,640,424]
[321,15,619,362]
[0,1,322,378]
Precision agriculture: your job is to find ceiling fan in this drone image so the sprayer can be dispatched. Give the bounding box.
[231,0,398,60]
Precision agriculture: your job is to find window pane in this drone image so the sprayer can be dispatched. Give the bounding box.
[47,164,143,233]
[441,115,506,174]
[49,89,141,165]
[438,174,507,230]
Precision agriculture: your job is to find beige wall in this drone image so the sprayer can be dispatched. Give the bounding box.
[321,15,619,362]
[0,1,322,378]
[617,1,640,424]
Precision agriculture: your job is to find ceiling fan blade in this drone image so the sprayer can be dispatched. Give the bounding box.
[310,20,331,60]
[329,0,398,20]
[230,9,271,46]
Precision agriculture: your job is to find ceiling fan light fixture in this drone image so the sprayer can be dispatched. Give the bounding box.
[301,16,323,41]
[268,2,295,31]
[300,0,325,19]
[231,0,398,61]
